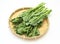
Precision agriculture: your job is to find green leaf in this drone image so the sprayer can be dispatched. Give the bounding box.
[11,17,23,25]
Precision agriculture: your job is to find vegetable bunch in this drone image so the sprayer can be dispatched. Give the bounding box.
[11,2,52,37]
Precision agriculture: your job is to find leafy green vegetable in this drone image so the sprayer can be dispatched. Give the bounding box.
[11,2,52,37]
[22,3,45,22]
[11,17,23,25]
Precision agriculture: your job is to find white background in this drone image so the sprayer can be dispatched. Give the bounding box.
[0,0,60,44]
